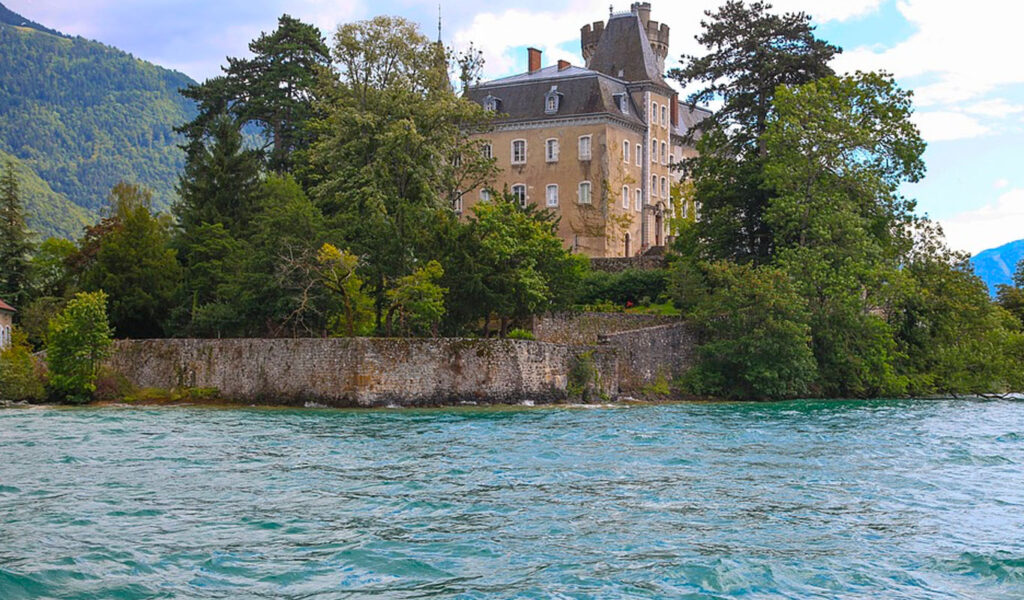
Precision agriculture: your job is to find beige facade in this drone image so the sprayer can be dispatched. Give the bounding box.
[464,2,706,258]
[0,305,13,350]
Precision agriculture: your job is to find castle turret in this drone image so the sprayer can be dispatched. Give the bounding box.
[581,3,670,76]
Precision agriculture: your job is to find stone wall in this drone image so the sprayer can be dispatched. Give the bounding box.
[590,255,667,273]
[531,312,681,346]
[599,323,696,391]
[106,338,619,408]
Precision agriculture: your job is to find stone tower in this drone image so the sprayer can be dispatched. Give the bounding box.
[581,2,671,76]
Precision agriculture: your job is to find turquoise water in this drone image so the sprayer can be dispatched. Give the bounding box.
[1,400,1022,599]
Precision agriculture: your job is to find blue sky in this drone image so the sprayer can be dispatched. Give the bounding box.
[7,0,1023,255]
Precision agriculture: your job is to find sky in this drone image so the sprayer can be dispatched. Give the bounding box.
[6,0,1023,255]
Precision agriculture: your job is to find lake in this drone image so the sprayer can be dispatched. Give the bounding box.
[1,400,1022,598]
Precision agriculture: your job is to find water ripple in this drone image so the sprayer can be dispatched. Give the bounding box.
[1,400,1022,598]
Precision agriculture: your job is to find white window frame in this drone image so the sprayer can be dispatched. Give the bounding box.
[578,181,592,205]
[511,139,527,165]
[661,176,668,198]
[651,101,657,121]
[635,189,642,212]
[623,141,630,164]
[622,185,629,209]
[512,183,527,207]
[546,184,559,207]
[545,138,559,163]
[661,104,667,126]
[578,135,592,161]
[480,188,492,202]
[453,192,464,213]
[651,174,658,197]
[482,142,493,159]
[651,139,658,163]
[661,141,667,164]
[635,143,642,166]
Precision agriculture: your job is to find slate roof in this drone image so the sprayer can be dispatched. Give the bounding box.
[674,103,714,139]
[467,70,645,127]
[0,299,14,312]
[586,12,667,85]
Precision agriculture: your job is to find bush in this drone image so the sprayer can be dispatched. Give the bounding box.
[46,291,114,404]
[0,328,46,402]
[506,328,535,340]
[576,268,670,308]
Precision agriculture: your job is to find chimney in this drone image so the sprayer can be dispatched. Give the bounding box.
[671,94,679,127]
[527,47,542,74]
[631,2,652,27]
[557,59,571,71]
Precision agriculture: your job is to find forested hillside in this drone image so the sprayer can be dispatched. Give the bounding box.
[0,2,196,237]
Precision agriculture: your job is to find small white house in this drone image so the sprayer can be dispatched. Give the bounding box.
[0,299,14,350]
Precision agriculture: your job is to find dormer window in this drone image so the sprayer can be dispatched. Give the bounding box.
[545,86,562,114]
[614,93,629,115]
[484,95,501,112]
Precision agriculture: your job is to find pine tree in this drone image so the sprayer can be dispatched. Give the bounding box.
[0,160,34,308]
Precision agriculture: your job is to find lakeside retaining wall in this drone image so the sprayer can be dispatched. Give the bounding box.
[600,323,697,391]
[107,338,619,407]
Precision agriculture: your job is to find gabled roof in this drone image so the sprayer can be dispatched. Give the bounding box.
[586,12,666,85]
[673,102,714,140]
[0,299,15,313]
[468,70,645,128]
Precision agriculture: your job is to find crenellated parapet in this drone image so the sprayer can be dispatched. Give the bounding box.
[581,3,671,74]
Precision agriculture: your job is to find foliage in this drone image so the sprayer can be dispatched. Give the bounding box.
[0,327,46,402]
[179,14,330,174]
[971,239,1024,296]
[505,328,535,341]
[309,16,497,327]
[567,351,602,402]
[577,268,670,308]
[76,182,182,338]
[0,18,195,223]
[317,243,374,336]
[385,260,447,336]
[682,261,817,400]
[0,150,95,241]
[671,1,840,264]
[46,290,113,404]
[0,159,34,307]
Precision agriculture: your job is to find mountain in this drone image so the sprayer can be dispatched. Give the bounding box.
[0,2,196,239]
[971,239,1024,296]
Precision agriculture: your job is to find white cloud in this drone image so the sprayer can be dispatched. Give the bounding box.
[963,99,1024,119]
[834,0,1024,108]
[995,179,1010,190]
[912,111,990,142]
[454,0,884,81]
[941,188,1024,255]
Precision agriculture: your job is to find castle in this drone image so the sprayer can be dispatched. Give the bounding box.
[464,2,710,257]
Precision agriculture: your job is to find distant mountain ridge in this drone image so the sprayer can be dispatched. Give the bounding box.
[0,1,196,239]
[971,239,1024,296]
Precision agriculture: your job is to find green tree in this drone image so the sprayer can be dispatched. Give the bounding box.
[317,243,374,336]
[46,290,113,404]
[671,1,840,263]
[996,258,1024,329]
[78,182,182,338]
[682,261,817,400]
[179,14,330,174]
[0,160,34,308]
[385,260,447,337]
[174,115,264,237]
[0,327,46,402]
[309,16,497,328]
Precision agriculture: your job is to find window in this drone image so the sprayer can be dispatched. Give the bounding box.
[622,185,629,209]
[578,135,592,161]
[669,153,675,166]
[545,86,561,114]
[546,138,559,163]
[651,101,657,120]
[512,139,526,164]
[512,184,527,207]
[623,141,630,163]
[661,176,668,198]
[482,143,492,159]
[636,144,642,166]
[635,189,642,211]
[578,181,592,204]
[484,95,501,112]
[453,193,463,213]
[614,93,629,114]
[661,104,667,126]
[480,189,492,202]
[661,141,667,164]
[452,153,462,167]
[651,174,658,197]
[651,140,657,163]
[546,184,559,207]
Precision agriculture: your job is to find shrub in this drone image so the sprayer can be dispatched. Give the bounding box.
[577,268,669,308]
[46,291,114,404]
[0,328,46,402]
[506,328,535,340]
